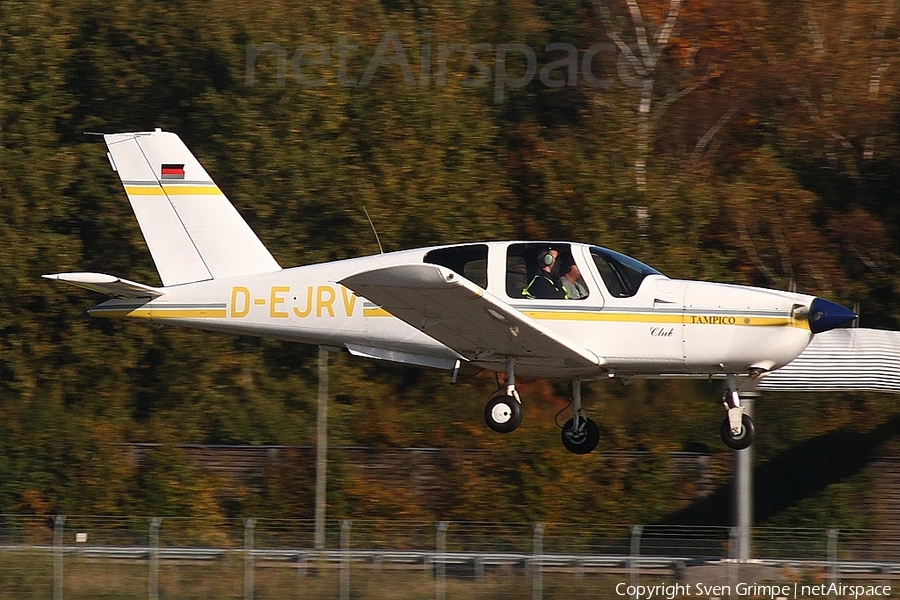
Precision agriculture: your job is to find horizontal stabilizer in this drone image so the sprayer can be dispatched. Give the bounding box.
[43,272,164,298]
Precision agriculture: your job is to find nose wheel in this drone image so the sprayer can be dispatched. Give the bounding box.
[720,413,755,450]
[720,374,756,450]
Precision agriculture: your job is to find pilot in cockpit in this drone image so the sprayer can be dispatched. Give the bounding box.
[522,249,567,299]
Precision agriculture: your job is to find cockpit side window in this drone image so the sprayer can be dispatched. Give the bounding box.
[507,243,587,300]
[590,246,661,298]
[424,245,489,288]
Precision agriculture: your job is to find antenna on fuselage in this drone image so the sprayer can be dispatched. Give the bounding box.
[363,206,385,254]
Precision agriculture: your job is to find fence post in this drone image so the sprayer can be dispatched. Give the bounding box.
[244,518,255,600]
[53,515,65,600]
[435,521,448,600]
[533,523,545,600]
[629,525,642,600]
[340,519,351,600]
[827,529,839,600]
[728,526,739,593]
[315,346,329,551]
[474,556,484,583]
[298,545,307,578]
[149,517,161,600]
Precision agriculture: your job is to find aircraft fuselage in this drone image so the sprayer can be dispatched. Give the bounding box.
[88,241,818,380]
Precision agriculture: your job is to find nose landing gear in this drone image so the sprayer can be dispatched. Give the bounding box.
[720,374,756,450]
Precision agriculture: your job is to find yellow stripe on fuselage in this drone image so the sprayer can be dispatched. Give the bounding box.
[98,303,810,333]
[362,305,809,330]
[522,310,803,326]
[97,308,227,319]
[523,310,808,330]
[523,311,682,324]
[124,185,222,196]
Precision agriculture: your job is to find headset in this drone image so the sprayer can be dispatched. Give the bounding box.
[539,250,556,267]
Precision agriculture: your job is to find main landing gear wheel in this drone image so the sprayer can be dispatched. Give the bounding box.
[720,414,755,450]
[485,358,523,434]
[484,395,523,433]
[561,417,600,454]
[559,380,599,454]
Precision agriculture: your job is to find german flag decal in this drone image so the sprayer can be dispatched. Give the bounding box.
[160,163,185,179]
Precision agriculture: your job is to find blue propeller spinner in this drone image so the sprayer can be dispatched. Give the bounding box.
[809,297,858,334]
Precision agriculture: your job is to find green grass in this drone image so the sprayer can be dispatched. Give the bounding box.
[3,553,898,599]
[0,552,656,600]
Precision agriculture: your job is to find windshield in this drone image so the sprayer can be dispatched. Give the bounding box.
[590,246,662,297]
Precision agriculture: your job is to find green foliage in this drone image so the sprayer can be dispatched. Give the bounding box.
[1,0,899,529]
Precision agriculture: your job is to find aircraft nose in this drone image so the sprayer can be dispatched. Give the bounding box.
[808,297,857,333]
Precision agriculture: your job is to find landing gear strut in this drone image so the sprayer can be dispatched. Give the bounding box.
[719,374,756,450]
[484,358,523,433]
[561,380,599,454]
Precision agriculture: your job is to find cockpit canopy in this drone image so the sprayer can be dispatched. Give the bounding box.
[423,242,663,301]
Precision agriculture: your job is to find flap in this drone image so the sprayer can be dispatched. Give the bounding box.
[345,343,462,370]
[43,272,164,298]
[340,264,603,369]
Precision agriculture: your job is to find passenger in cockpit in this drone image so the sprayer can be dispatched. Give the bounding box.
[559,256,588,299]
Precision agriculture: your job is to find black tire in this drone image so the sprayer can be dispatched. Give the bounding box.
[720,414,756,450]
[484,395,523,433]
[561,417,600,454]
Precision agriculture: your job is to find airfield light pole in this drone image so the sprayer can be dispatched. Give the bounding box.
[53,515,65,600]
[315,346,328,551]
[733,394,755,560]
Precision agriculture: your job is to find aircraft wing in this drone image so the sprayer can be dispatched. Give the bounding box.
[340,264,603,369]
[43,272,164,298]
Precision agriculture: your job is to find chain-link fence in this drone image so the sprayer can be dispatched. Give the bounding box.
[1,515,898,599]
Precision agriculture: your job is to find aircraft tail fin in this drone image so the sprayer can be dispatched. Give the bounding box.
[103,130,281,286]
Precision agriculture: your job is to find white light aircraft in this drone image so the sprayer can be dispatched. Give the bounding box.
[45,130,858,453]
